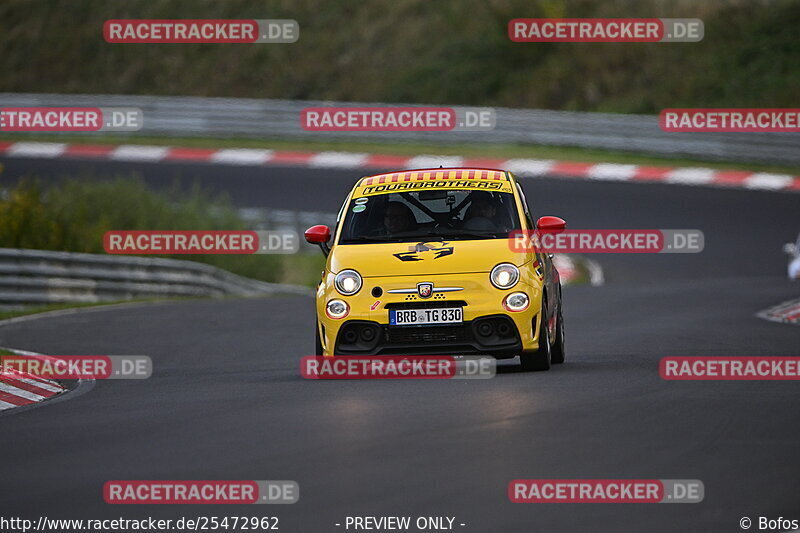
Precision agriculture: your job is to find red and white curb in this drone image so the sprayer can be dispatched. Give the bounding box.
[1,141,798,193]
[0,347,66,411]
[757,297,800,325]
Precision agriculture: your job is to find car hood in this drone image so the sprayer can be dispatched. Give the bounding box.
[328,239,532,277]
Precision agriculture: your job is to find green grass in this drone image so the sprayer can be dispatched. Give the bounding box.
[2,133,797,175]
[279,253,324,286]
[0,176,325,287]
[1,0,797,113]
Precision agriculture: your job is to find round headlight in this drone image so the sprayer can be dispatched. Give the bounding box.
[334,269,362,295]
[490,263,520,289]
[326,299,350,319]
[503,292,530,312]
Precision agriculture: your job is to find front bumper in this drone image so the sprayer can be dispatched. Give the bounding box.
[333,314,522,357]
[316,272,543,357]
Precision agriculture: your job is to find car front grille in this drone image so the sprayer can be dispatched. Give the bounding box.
[384,325,469,344]
[384,300,467,310]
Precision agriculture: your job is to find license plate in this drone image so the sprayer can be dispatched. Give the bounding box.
[389,307,463,326]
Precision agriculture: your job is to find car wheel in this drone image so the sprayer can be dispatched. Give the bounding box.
[551,305,565,364]
[315,320,323,355]
[520,300,551,371]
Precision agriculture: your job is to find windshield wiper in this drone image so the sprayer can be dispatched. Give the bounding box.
[341,229,505,244]
[341,232,444,244]
[340,235,395,243]
[431,229,505,240]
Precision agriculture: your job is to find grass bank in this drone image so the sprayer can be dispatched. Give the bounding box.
[0,176,325,287]
[1,0,797,113]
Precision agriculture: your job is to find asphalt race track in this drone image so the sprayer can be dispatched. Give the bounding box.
[1,156,799,532]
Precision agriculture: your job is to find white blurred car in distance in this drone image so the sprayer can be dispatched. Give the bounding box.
[784,233,800,280]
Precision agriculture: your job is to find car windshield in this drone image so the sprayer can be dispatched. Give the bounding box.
[338,189,521,244]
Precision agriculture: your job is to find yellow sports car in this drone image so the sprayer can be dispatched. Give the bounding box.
[304,168,567,371]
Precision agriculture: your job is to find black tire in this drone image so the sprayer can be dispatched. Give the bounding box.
[551,305,565,364]
[520,300,551,371]
[550,285,566,364]
[315,321,323,355]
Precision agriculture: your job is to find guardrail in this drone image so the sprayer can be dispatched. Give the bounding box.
[0,248,310,309]
[1,93,798,165]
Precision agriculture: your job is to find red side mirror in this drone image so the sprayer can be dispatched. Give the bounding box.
[536,216,567,233]
[304,225,331,244]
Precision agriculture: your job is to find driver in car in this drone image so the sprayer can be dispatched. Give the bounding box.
[382,201,417,234]
[462,191,500,231]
